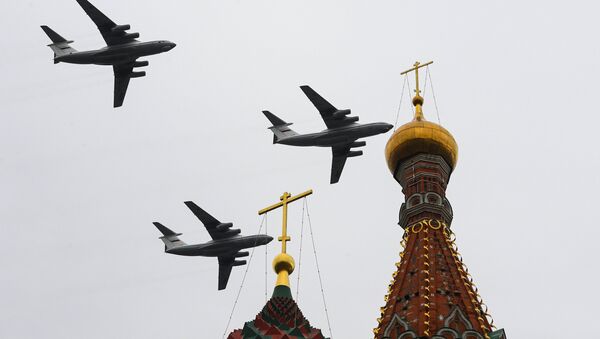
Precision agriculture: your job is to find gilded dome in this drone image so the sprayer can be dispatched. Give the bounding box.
[385,99,458,174]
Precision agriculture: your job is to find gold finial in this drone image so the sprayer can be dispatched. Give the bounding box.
[259,189,313,287]
[401,61,433,121]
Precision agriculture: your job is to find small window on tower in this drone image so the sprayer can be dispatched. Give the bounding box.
[408,195,422,207]
[426,193,441,205]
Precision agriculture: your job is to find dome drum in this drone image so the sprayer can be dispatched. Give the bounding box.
[392,154,454,229]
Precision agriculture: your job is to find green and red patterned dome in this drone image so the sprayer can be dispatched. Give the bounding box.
[227,286,327,339]
[228,210,329,339]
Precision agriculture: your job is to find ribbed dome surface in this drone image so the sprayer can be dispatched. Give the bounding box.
[385,118,458,174]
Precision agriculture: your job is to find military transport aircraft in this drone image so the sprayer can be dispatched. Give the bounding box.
[153,201,273,290]
[41,0,176,107]
[263,85,394,184]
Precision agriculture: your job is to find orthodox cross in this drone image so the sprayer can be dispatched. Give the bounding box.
[401,60,433,98]
[258,189,313,254]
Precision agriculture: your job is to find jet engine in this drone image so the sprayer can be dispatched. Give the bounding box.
[232,260,247,266]
[111,24,131,32]
[130,71,146,78]
[332,109,351,119]
[235,251,250,258]
[122,32,140,40]
[216,223,234,231]
[350,141,366,148]
[225,229,241,236]
[347,150,363,157]
[345,116,359,123]
[133,60,149,68]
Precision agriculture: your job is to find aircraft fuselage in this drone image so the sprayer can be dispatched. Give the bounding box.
[278,122,393,147]
[166,234,272,257]
[55,40,176,65]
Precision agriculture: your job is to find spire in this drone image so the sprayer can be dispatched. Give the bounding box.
[228,190,329,339]
[375,62,506,339]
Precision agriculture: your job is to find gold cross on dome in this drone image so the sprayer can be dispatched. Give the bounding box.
[401,61,433,98]
[258,189,313,254]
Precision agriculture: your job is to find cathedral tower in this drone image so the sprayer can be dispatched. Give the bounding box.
[374,62,506,339]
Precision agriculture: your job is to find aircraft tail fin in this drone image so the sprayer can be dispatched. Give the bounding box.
[153,222,186,251]
[262,111,297,143]
[41,26,76,62]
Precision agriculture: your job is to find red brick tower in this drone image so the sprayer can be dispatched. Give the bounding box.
[374,62,506,339]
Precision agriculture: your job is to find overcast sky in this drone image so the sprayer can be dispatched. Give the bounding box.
[1,0,599,338]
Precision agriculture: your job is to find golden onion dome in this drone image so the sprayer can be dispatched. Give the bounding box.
[385,94,458,175]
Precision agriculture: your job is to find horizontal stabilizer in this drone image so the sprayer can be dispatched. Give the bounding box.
[263,111,288,126]
[41,26,76,61]
[262,111,297,143]
[153,222,179,236]
[41,25,68,43]
[153,222,186,251]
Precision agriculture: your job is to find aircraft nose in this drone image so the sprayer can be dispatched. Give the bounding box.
[384,123,394,131]
[265,235,274,244]
[162,42,176,51]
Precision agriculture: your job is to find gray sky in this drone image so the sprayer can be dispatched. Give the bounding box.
[1,0,599,338]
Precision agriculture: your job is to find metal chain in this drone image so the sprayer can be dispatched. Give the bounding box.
[222,214,267,339]
[265,214,268,303]
[293,199,307,329]
[423,65,430,98]
[296,198,306,301]
[305,199,334,338]
[407,76,415,116]
[427,66,442,124]
[393,74,409,132]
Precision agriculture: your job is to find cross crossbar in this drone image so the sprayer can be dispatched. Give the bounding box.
[401,60,433,97]
[258,189,313,253]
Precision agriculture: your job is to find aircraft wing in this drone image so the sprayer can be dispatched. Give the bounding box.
[76,0,139,46]
[330,145,351,184]
[184,201,242,240]
[113,64,133,107]
[218,255,248,290]
[217,257,235,290]
[300,85,357,129]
